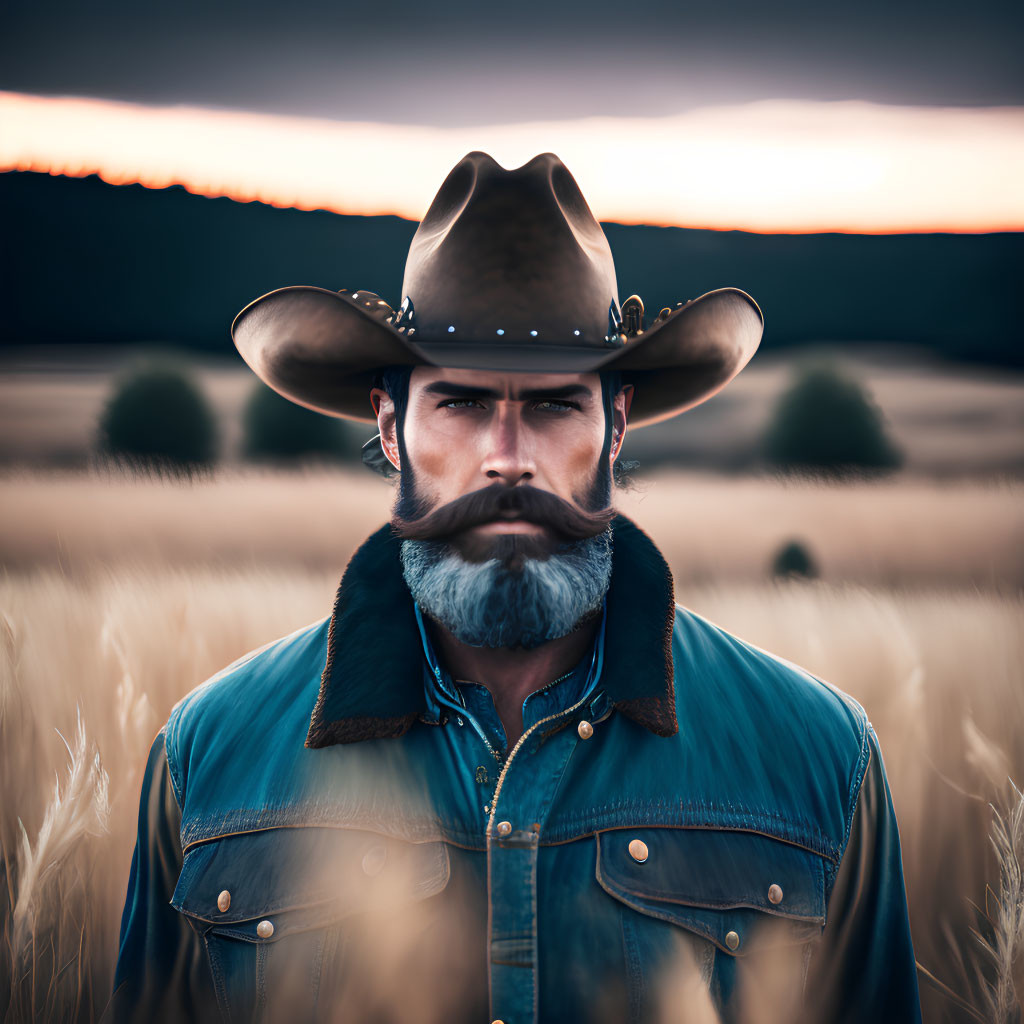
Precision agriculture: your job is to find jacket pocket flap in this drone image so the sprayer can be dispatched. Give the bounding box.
[596,828,826,956]
[172,826,450,941]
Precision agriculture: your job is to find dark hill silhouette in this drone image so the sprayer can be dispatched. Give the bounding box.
[2,171,1020,366]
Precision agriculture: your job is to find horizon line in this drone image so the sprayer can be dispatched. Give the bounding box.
[9,165,1024,237]
[3,91,1023,234]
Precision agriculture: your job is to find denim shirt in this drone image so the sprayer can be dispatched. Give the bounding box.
[106,515,922,1024]
[415,597,605,757]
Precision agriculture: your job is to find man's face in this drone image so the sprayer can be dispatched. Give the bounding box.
[370,366,633,648]
[370,366,633,528]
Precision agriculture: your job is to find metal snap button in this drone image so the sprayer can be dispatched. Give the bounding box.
[361,845,387,877]
[577,720,594,740]
[725,930,740,951]
[628,839,649,863]
[496,821,512,837]
[768,883,784,905]
[216,890,231,913]
[256,920,274,939]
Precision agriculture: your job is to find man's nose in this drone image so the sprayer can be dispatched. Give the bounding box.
[481,406,535,485]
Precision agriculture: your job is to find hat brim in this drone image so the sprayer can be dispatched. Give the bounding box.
[231,285,763,427]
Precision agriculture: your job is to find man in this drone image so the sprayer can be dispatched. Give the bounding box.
[108,152,921,1023]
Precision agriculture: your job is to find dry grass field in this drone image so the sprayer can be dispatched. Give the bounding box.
[1,467,1022,1021]
[1,468,1021,589]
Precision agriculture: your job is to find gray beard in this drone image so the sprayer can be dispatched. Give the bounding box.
[400,528,613,649]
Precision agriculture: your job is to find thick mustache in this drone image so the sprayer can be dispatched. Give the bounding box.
[391,481,614,544]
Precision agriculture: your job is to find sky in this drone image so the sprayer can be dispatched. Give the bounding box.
[2,0,1023,231]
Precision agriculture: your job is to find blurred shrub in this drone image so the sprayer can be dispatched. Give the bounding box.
[98,362,218,469]
[242,382,361,463]
[764,362,902,476]
[771,539,818,579]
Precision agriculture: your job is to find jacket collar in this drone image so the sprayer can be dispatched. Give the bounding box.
[306,513,678,748]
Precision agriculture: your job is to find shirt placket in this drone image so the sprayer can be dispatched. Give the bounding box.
[413,600,607,1024]
[485,697,590,1024]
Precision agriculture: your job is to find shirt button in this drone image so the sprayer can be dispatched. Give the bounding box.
[496,821,512,837]
[768,883,784,904]
[628,839,649,863]
[256,920,274,939]
[216,890,231,913]
[577,720,594,739]
[725,930,740,951]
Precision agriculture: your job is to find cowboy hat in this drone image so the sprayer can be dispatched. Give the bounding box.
[231,151,763,428]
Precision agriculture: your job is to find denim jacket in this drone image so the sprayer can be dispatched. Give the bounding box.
[107,515,921,1023]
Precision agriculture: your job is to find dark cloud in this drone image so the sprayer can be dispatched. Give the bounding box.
[2,0,1022,123]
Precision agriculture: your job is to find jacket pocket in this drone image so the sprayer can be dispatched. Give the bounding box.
[596,827,827,1021]
[172,826,451,1023]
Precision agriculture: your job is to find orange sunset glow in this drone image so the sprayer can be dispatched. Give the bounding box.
[2,90,1023,233]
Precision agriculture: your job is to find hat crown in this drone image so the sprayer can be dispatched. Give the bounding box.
[230,151,763,428]
[401,152,619,347]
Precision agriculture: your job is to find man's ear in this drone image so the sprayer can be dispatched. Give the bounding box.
[369,387,401,472]
[610,384,634,460]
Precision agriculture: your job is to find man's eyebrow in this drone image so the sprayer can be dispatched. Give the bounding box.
[422,381,594,401]
[519,384,593,402]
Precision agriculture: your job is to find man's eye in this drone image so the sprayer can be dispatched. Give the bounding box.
[439,398,482,409]
[437,398,577,411]
[533,400,577,412]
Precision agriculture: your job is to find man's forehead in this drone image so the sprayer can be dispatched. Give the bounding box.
[409,365,601,399]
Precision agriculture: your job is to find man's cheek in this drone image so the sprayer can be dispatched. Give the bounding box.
[411,435,469,483]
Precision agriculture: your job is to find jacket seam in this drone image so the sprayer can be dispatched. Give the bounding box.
[842,722,873,849]
[176,820,836,864]
[160,726,185,812]
[591,822,835,862]
[830,721,873,896]
[557,804,840,862]
[202,930,232,1022]
[180,822,488,855]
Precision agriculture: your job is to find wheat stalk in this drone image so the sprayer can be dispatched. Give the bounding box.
[10,710,110,957]
[972,780,1024,1024]
[0,610,21,726]
[101,611,156,757]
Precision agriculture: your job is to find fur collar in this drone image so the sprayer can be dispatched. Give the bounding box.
[306,513,677,748]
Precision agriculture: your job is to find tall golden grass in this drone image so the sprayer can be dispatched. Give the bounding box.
[1,468,1022,1021]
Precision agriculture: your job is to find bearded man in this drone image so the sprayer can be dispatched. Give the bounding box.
[107,153,921,1024]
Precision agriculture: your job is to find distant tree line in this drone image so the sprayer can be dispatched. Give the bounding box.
[97,362,368,471]
[98,359,901,478]
[4,171,1021,367]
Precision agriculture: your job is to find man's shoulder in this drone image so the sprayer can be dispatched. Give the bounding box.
[163,616,331,799]
[670,603,872,850]
[672,601,869,743]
